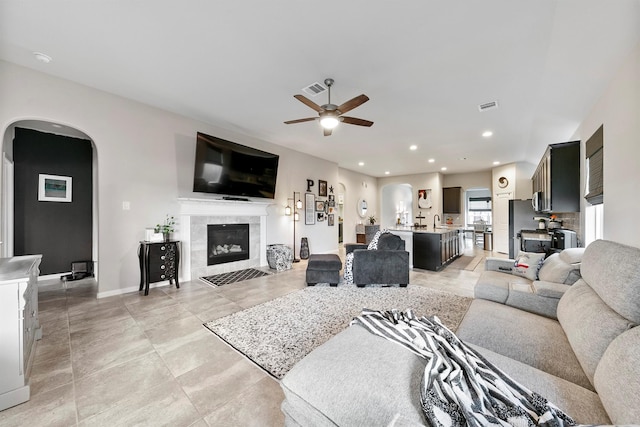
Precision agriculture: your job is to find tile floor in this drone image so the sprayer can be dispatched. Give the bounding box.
[0,241,498,427]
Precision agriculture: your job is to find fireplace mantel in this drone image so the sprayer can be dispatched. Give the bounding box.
[177,197,272,217]
[177,198,271,281]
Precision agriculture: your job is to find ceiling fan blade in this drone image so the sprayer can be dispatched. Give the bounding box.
[323,127,333,137]
[294,94,324,113]
[337,94,369,114]
[341,116,374,127]
[284,117,317,124]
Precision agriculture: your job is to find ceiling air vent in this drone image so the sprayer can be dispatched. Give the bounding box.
[302,82,327,97]
[478,100,499,112]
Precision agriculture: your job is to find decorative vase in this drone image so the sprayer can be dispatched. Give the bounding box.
[163,232,171,242]
[300,237,309,259]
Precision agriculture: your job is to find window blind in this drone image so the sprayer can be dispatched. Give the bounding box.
[585,125,603,205]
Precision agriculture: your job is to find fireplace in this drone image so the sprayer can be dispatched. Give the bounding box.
[207,224,250,266]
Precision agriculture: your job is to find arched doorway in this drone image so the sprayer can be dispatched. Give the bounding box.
[2,120,98,279]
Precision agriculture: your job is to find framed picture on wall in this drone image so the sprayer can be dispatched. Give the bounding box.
[315,200,326,212]
[318,180,327,197]
[38,174,72,202]
[328,214,335,226]
[305,192,315,225]
[417,188,432,209]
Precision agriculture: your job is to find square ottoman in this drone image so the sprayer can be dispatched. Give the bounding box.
[306,254,342,286]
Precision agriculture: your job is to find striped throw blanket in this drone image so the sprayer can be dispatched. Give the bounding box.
[351,309,577,427]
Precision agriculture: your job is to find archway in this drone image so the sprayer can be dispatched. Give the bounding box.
[2,119,98,280]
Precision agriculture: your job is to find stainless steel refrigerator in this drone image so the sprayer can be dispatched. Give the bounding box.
[509,199,540,258]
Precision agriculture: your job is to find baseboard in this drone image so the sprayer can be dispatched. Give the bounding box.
[96,281,172,299]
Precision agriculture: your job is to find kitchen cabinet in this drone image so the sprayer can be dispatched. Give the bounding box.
[443,187,462,214]
[413,229,461,271]
[532,141,580,213]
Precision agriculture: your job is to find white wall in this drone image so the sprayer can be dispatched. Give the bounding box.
[380,184,412,228]
[337,168,378,244]
[570,43,640,248]
[0,60,340,295]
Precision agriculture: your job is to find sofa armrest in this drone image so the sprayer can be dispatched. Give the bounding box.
[485,257,515,273]
[532,281,571,299]
[345,243,368,255]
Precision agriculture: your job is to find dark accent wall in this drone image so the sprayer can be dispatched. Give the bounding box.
[14,128,93,275]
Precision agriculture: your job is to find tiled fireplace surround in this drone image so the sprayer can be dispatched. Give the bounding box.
[177,198,271,281]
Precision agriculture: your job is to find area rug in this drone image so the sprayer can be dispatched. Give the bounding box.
[448,255,484,271]
[203,285,472,379]
[200,268,271,287]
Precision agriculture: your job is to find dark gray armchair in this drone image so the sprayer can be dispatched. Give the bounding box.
[345,232,409,287]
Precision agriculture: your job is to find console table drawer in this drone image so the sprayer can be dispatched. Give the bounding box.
[138,241,180,296]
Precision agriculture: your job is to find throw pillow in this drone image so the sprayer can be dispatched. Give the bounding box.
[343,252,354,284]
[512,252,546,281]
[367,229,389,250]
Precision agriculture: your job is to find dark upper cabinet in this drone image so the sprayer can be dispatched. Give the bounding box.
[531,141,580,213]
[443,186,462,213]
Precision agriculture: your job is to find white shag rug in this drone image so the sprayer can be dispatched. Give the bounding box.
[203,284,472,379]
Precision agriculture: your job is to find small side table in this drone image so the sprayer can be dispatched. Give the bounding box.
[138,241,180,295]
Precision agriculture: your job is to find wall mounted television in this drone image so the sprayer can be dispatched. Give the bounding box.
[193,132,279,199]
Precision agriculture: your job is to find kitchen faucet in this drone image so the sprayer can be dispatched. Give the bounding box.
[433,214,440,229]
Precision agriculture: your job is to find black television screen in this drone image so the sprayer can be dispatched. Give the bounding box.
[193,132,279,199]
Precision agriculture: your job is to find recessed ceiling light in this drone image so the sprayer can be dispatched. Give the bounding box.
[493,161,501,165]
[482,130,493,138]
[358,162,364,166]
[428,158,435,163]
[33,52,52,64]
[441,167,447,171]
[409,145,418,151]
[384,171,390,175]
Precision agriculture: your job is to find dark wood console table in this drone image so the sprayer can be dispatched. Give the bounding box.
[138,241,180,295]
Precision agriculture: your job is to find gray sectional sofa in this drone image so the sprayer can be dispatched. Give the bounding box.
[475,247,584,319]
[280,240,640,425]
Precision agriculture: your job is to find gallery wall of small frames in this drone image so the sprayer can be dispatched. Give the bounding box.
[304,179,336,226]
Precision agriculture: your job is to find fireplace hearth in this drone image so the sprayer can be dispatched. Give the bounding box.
[208,224,250,266]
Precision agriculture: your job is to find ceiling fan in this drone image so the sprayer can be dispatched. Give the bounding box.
[284,78,373,136]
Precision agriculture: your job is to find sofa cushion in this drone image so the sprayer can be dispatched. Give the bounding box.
[532,280,570,298]
[512,252,545,281]
[475,271,531,303]
[281,325,426,426]
[538,249,583,284]
[580,239,640,324]
[557,279,636,388]
[593,326,640,424]
[468,344,610,424]
[456,299,592,390]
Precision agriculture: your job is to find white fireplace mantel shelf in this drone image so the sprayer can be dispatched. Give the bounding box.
[177,197,272,217]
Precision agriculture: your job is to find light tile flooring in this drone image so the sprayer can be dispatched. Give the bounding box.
[0,241,498,427]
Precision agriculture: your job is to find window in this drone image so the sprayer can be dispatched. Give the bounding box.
[584,125,604,246]
[584,203,604,246]
[467,196,492,226]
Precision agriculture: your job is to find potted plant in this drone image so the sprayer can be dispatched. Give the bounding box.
[368,215,376,225]
[155,215,176,241]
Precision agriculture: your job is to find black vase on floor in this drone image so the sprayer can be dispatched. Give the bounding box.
[300,237,309,259]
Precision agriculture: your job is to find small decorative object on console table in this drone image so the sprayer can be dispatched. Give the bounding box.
[138,241,180,295]
[155,215,176,242]
[0,255,42,411]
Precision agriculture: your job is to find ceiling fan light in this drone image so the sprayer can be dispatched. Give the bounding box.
[320,116,339,129]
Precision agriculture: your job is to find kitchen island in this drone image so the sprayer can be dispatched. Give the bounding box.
[387,226,463,271]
